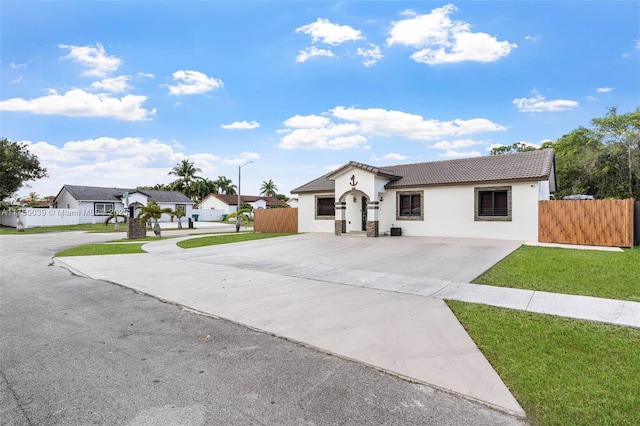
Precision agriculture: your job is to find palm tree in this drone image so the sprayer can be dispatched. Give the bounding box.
[214,176,237,195]
[168,159,202,194]
[260,180,278,197]
[105,209,127,231]
[136,201,172,237]
[25,191,39,207]
[189,178,218,202]
[169,206,186,229]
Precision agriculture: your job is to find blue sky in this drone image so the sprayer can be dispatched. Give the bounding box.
[2,1,639,199]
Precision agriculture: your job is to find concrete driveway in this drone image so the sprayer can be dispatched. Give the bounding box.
[59,232,527,417]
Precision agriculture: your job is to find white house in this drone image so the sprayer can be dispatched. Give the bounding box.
[286,198,299,208]
[54,185,195,223]
[291,149,556,242]
[198,194,288,214]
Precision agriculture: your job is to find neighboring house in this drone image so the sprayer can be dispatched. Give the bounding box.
[291,149,556,241]
[286,198,299,208]
[54,185,195,223]
[198,194,288,214]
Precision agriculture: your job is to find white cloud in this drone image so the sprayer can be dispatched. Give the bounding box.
[387,5,516,64]
[222,151,260,165]
[0,89,155,121]
[283,114,331,128]
[9,76,24,85]
[431,138,479,150]
[278,106,505,150]
[59,43,121,77]
[295,18,363,45]
[90,76,130,93]
[596,87,614,93]
[166,70,223,95]
[296,46,336,63]
[636,39,640,49]
[586,95,597,101]
[438,149,482,158]
[370,152,408,162]
[138,72,155,79]
[331,106,506,139]
[21,137,231,197]
[172,102,182,108]
[10,61,28,69]
[357,44,384,67]
[512,94,579,112]
[221,120,260,130]
[524,35,540,42]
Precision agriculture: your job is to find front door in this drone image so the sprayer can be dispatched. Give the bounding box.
[361,197,367,231]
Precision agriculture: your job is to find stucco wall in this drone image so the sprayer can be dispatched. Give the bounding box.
[378,181,541,241]
[298,193,334,233]
[55,189,79,209]
[199,196,230,213]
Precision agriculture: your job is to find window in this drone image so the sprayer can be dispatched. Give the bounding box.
[175,204,186,212]
[315,196,334,219]
[396,191,424,221]
[474,187,512,221]
[94,202,114,215]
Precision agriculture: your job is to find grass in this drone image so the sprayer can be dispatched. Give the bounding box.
[178,232,295,249]
[447,300,640,426]
[56,243,145,256]
[474,245,640,301]
[108,236,173,242]
[0,223,126,234]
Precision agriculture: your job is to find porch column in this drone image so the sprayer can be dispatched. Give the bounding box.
[334,201,346,235]
[366,201,379,237]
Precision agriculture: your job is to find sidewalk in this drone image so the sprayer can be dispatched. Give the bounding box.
[55,234,640,419]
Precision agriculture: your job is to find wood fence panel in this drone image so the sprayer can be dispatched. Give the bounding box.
[254,208,298,233]
[538,199,634,247]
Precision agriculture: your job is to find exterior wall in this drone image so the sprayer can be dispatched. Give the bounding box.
[127,192,148,206]
[297,193,335,233]
[190,209,224,221]
[77,201,126,224]
[378,181,541,241]
[55,189,79,209]
[199,195,231,213]
[287,199,299,208]
[252,199,267,209]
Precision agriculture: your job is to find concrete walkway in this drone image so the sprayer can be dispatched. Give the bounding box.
[55,233,640,419]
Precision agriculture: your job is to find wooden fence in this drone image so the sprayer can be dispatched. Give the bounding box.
[538,199,635,247]
[254,208,298,233]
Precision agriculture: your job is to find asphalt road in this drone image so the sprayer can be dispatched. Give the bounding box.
[0,232,525,426]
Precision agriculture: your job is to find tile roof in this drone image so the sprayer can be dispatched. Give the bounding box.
[291,149,555,193]
[59,185,193,203]
[209,193,288,207]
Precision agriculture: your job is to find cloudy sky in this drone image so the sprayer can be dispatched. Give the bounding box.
[2,1,639,199]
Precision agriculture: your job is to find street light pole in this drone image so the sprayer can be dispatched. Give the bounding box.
[236,161,253,232]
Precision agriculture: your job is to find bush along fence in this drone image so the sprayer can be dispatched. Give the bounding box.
[538,199,635,248]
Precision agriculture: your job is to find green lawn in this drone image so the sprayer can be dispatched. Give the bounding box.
[448,300,640,426]
[178,232,295,249]
[108,236,172,242]
[474,245,640,301]
[56,243,145,256]
[0,223,126,234]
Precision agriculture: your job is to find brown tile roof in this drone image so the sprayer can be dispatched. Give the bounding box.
[326,161,402,180]
[209,193,288,207]
[291,149,555,193]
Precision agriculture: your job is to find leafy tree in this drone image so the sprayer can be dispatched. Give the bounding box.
[137,183,171,191]
[214,176,237,195]
[260,179,278,197]
[226,210,251,228]
[490,142,537,155]
[136,201,172,237]
[168,159,202,193]
[105,209,127,231]
[189,178,218,202]
[0,138,48,201]
[275,193,289,203]
[23,191,40,207]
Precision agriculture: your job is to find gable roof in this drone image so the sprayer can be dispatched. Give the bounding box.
[56,185,194,204]
[291,149,555,194]
[206,193,288,207]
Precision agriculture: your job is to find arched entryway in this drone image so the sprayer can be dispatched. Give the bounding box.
[336,190,377,236]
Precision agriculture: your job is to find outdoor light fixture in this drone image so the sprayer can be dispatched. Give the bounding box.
[237,160,253,232]
[353,196,357,203]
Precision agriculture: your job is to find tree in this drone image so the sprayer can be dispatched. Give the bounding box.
[23,192,40,207]
[260,179,278,197]
[136,201,172,237]
[168,159,202,193]
[189,178,218,202]
[0,138,48,201]
[105,210,127,231]
[169,206,186,229]
[490,142,537,156]
[214,176,237,195]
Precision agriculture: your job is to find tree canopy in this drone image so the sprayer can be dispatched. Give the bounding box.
[490,108,640,199]
[0,138,48,201]
[168,159,202,192]
[260,179,278,197]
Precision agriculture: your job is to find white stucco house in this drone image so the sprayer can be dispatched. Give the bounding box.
[198,193,288,214]
[286,198,299,208]
[54,185,195,223]
[291,149,556,241]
